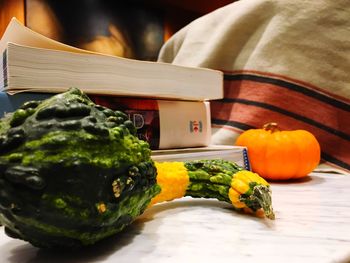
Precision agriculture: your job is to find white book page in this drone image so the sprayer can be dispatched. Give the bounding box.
[0,18,95,55]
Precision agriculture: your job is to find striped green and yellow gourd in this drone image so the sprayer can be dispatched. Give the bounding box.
[151,159,275,219]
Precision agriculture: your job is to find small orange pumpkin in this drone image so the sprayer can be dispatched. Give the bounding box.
[235,123,321,180]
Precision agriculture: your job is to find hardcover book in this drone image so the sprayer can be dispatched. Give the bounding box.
[91,96,211,149]
[151,145,251,171]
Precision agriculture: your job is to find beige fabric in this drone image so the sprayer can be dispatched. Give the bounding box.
[158,0,350,173]
[159,0,350,99]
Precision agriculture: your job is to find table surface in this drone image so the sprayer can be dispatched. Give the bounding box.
[0,172,349,263]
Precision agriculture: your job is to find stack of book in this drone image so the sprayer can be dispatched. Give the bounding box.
[0,18,250,169]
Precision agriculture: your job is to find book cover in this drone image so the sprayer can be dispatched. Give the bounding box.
[0,92,211,150]
[0,18,223,101]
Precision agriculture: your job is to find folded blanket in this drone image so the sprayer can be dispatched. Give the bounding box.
[158,0,350,173]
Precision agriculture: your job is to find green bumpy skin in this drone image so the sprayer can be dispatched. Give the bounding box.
[0,88,160,248]
[185,159,242,202]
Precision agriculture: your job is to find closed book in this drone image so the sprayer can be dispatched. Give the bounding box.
[0,92,211,149]
[151,145,251,171]
[0,18,223,101]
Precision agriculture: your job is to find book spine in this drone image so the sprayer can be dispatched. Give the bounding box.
[93,96,161,149]
[0,92,52,117]
[0,92,211,150]
[242,147,251,171]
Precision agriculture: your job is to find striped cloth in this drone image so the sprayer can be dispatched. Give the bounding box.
[158,0,350,173]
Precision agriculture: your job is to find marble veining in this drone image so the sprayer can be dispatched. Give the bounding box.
[0,172,349,263]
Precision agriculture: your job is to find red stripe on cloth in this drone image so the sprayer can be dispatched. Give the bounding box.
[221,69,350,104]
[211,102,350,166]
[223,79,350,134]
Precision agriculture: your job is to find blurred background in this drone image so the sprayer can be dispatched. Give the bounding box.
[0,0,234,61]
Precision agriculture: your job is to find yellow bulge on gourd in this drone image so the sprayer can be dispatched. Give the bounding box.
[150,162,190,205]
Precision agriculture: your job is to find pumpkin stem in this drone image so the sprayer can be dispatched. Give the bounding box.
[263,122,280,133]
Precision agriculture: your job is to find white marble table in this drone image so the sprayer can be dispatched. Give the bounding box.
[0,172,349,263]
